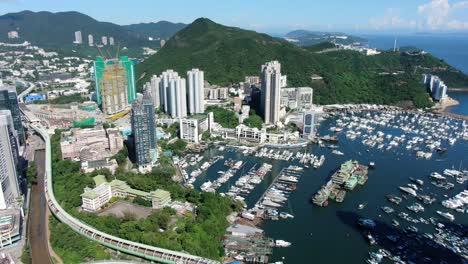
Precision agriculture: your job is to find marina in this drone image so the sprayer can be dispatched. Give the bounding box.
[184,109,468,264]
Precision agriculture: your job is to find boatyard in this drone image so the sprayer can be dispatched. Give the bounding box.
[312,160,369,206]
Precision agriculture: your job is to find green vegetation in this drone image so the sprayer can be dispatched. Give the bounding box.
[0,11,153,50]
[103,122,116,129]
[123,21,187,40]
[206,105,239,128]
[26,162,37,186]
[133,196,152,207]
[50,94,87,104]
[137,18,468,108]
[243,110,263,129]
[285,30,367,46]
[50,130,240,260]
[49,216,110,264]
[165,139,187,156]
[20,244,32,264]
[112,146,128,166]
[304,41,336,52]
[163,122,180,138]
[201,131,211,141]
[33,93,86,105]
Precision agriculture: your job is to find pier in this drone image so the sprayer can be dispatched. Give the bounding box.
[254,166,303,210]
[434,110,468,121]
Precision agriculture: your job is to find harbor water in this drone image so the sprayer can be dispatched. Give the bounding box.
[187,110,468,263]
[449,91,468,116]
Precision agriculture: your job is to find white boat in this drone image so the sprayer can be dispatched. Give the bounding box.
[332,150,344,156]
[436,211,455,221]
[279,212,294,219]
[275,240,292,247]
[430,172,446,180]
[399,186,417,196]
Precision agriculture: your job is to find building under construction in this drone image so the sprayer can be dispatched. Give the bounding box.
[94,56,136,115]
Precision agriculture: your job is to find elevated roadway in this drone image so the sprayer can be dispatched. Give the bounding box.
[31,124,219,264]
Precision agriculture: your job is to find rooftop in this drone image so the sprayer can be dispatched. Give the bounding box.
[93,174,107,186]
[151,189,171,200]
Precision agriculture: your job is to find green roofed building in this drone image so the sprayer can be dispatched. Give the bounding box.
[150,189,171,209]
[94,56,137,115]
[81,175,172,212]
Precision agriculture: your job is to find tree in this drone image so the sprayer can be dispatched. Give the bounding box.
[243,110,263,129]
[167,139,187,156]
[201,131,211,141]
[113,146,128,165]
[206,106,239,128]
[27,162,37,186]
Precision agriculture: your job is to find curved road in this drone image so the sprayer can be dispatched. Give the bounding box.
[31,124,219,264]
[28,149,53,264]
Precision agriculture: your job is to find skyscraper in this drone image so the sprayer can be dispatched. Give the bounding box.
[187,69,205,114]
[160,70,178,112]
[160,70,187,118]
[422,74,448,102]
[88,34,94,46]
[167,74,187,118]
[261,60,282,125]
[0,111,20,209]
[94,56,137,115]
[74,31,82,44]
[101,36,108,46]
[148,75,161,109]
[303,111,316,139]
[0,83,24,145]
[131,93,157,173]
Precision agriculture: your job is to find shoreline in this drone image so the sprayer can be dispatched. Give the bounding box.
[447,88,468,92]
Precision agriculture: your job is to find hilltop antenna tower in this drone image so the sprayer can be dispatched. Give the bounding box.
[393,37,398,52]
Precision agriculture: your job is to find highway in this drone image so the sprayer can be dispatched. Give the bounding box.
[18,82,36,103]
[31,124,219,264]
[28,149,53,264]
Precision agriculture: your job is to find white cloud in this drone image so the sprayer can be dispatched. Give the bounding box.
[369,8,417,30]
[418,0,468,29]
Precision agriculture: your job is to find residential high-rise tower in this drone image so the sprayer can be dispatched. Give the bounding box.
[88,34,94,46]
[260,61,282,125]
[131,93,157,173]
[0,82,24,145]
[74,31,83,44]
[187,69,205,114]
[0,111,20,209]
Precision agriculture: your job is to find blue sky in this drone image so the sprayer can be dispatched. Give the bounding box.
[1,0,468,34]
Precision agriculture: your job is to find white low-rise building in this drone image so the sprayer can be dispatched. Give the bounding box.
[81,181,112,212]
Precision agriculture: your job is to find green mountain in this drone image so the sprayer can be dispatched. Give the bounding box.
[0,11,150,48]
[284,30,367,46]
[123,21,186,40]
[137,18,468,108]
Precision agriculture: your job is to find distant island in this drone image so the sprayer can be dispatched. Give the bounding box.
[283,30,367,46]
